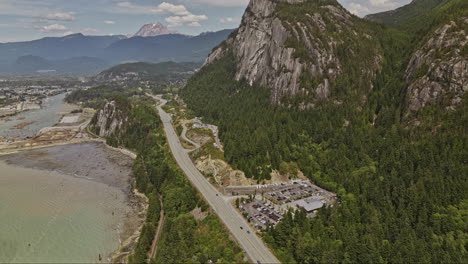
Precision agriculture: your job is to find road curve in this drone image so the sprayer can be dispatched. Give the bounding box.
[181,123,200,151]
[151,94,280,264]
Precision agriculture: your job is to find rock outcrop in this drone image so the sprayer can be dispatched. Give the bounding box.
[204,0,381,105]
[92,101,128,137]
[404,17,468,114]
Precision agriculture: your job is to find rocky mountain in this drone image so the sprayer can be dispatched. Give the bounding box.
[95,61,199,82]
[91,100,128,138]
[130,23,178,37]
[404,16,467,114]
[179,1,468,263]
[204,0,382,106]
[190,0,466,114]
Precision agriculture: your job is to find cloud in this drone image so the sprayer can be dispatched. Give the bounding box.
[0,0,51,17]
[155,2,208,27]
[82,28,99,34]
[62,28,99,36]
[347,3,371,16]
[368,0,399,8]
[219,17,236,23]
[154,2,190,16]
[63,31,75,36]
[179,0,249,7]
[42,12,75,21]
[112,1,208,27]
[114,1,154,14]
[342,0,406,16]
[36,23,68,32]
[104,20,116,24]
[165,14,208,27]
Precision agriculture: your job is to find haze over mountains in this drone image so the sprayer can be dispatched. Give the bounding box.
[0,23,233,75]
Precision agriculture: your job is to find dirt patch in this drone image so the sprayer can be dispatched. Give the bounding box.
[270,170,307,182]
[195,156,308,187]
[190,207,208,221]
[186,129,212,146]
[195,155,253,186]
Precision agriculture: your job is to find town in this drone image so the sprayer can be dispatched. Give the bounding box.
[0,85,72,117]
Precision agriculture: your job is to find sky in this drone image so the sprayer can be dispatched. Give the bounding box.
[0,0,412,43]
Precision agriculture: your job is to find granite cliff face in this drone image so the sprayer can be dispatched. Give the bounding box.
[404,17,468,114]
[205,0,381,105]
[91,101,128,138]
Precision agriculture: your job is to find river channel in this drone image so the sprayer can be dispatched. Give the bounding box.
[0,93,74,140]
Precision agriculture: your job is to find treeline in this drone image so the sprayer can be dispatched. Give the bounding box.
[87,95,245,263]
[179,3,468,263]
[65,85,144,109]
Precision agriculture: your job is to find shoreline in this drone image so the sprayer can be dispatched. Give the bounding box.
[0,141,148,263]
[1,111,147,263]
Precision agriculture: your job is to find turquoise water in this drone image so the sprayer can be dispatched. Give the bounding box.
[0,162,130,263]
[0,143,136,263]
[0,93,137,263]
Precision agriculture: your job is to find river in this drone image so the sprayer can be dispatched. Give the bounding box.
[0,93,74,140]
[0,94,142,263]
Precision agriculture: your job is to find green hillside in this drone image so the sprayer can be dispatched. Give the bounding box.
[365,0,445,28]
[180,0,468,262]
[95,61,200,82]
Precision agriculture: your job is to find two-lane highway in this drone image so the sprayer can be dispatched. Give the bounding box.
[152,95,280,264]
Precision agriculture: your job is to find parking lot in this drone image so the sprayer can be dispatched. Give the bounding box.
[264,180,335,206]
[235,180,338,228]
[239,199,284,231]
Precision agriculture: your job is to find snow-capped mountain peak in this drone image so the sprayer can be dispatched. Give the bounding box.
[130,23,178,37]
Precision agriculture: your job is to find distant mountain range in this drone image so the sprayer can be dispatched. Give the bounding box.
[0,26,233,75]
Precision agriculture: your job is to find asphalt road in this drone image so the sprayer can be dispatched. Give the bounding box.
[152,95,280,264]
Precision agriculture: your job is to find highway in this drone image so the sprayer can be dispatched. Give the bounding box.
[152,95,280,264]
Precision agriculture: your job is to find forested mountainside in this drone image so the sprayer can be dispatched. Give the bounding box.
[75,93,246,263]
[94,62,199,82]
[181,0,467,262]
[365,0,445,27]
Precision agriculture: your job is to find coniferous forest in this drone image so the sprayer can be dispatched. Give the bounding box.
[180,0,468,262]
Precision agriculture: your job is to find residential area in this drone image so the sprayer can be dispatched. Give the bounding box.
[0,85,70,117]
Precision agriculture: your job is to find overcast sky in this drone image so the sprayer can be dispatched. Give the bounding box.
[0,0,412,42]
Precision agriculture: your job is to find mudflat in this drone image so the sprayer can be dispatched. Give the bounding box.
[0,142,142,263]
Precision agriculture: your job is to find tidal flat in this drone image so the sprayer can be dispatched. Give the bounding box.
[0,142,144,263]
